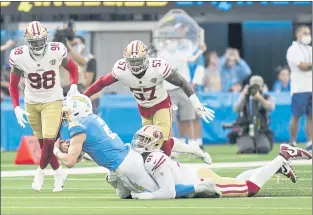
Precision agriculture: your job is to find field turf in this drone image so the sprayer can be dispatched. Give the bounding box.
[1,144,312,215]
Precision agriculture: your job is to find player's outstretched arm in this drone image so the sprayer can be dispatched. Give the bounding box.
[165,70,215,123]
[84,72,118,97]
[53,134,85,168]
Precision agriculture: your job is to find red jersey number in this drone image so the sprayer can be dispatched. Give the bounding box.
[130,86,157,101]
[28,70,56,89]
[117,61,126,71]
[152,59,161,67]
[50,43,60,51]
[14,47,23,55]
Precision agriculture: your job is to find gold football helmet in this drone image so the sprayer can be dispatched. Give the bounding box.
[123,40,149,74]
[24,21,49,55]
[132,125,164,154]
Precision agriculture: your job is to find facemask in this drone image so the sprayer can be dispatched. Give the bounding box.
[301,35,312,45]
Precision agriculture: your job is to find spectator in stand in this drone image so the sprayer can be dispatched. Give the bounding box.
[1,39,15,52]
[192,51,221,92]
[272,66,291,92]
[218,48,252,92]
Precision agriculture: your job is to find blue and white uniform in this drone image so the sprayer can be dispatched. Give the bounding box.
[68,114,158,194]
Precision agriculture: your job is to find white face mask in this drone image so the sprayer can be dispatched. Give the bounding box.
[301,35,312,45]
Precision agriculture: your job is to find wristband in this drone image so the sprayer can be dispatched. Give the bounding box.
[189,94,201,107]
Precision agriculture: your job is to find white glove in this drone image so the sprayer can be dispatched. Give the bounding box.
[14,106,29,128]
[131,192,153,200]
[189,94,215,123]
[67,84,80,97]
[106,171,119,183]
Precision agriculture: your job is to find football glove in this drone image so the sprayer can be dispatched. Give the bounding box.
[14,106,29,128]
[189,94,215,123]
[67,84,80,97]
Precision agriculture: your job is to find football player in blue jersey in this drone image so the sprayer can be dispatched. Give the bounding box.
[53,94,159,194]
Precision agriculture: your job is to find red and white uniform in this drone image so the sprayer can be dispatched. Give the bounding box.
[9,42,67,104]
[112,58,172,118]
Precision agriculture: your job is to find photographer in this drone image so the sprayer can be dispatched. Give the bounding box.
[232,76,275,154]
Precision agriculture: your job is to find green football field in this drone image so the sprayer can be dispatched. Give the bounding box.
[1,145,312,215]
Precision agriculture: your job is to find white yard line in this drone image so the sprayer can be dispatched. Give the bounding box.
[1,160,311,177]
[1,206,311,210]
[1,187,312,190]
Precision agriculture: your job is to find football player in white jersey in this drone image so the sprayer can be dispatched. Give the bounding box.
[9,21,79,192]
[84,40,214,163]
[129,125,312,199]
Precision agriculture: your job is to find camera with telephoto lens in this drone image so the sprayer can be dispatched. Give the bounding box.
[248,84,260,96]
[53,19,75,46]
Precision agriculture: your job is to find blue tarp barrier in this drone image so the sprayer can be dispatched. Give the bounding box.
[1,92,307,151]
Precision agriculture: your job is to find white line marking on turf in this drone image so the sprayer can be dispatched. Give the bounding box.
[1,160,311,177]
[2,196,311,200]
[2,187,312,191]
[1,206,311,210]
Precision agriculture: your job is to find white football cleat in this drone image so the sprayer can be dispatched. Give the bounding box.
[195,178,222,198]
[53,167,67,192]
[32,168,45,192]
[276,161,297,183]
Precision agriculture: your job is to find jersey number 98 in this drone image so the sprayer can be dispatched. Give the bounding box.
[28,70,56,89]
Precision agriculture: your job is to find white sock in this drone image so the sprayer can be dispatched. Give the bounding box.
[306,141,312,148]
[247,156,285,188]
[54,166,63,175]
[196,138,203,146]
[236,167,261,181]
[172,137,203,157]
[188,139,193,145]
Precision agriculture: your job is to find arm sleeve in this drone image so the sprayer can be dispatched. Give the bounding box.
[175,184,196,198]
[63,57,79,84]
[69,122,87,138]
[9,72,21,108]
[84,72,118,97]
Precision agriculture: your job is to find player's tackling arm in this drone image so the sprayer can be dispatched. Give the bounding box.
[165,68,215,123]
[54,134,85,168]
[84,72,118,97]
[165,70,194,97]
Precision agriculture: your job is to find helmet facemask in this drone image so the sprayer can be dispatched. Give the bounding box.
[132,129,163,154]
[26,36,48,56]
[125,57,149,75]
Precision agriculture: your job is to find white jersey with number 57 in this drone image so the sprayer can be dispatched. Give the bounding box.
[9,42,67,104]
[112,58,171,108]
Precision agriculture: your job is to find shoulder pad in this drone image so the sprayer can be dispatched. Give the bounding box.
[145,151,168,174]
[112,59,126,79]
[47,42,68,59]
[9,45,27,67]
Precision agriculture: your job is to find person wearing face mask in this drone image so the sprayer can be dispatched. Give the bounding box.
[286,25,312,150]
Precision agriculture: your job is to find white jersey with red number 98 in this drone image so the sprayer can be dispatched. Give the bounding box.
[112,58,171,108]
[9,42,67,104]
